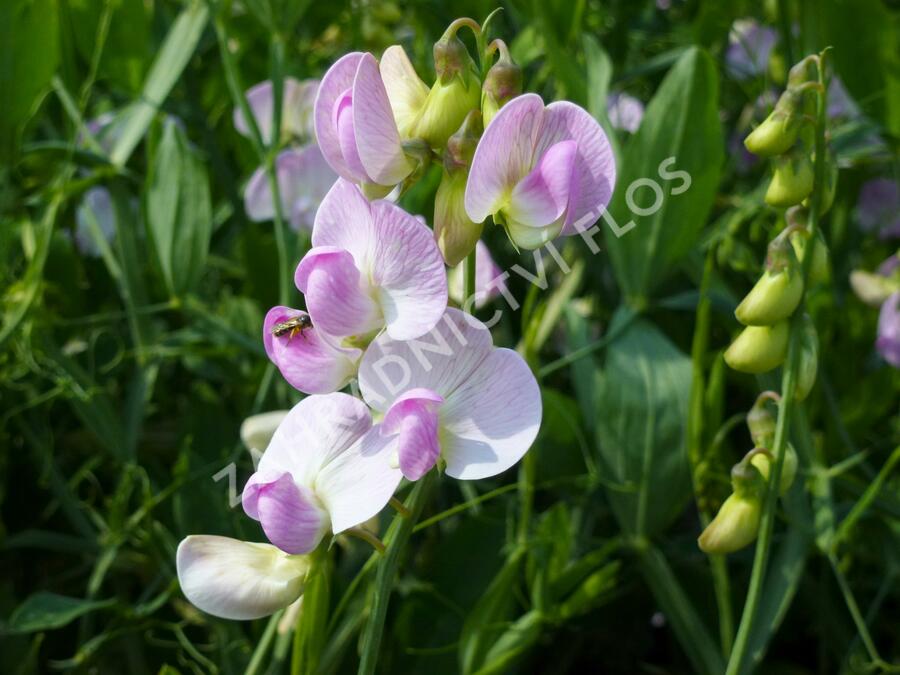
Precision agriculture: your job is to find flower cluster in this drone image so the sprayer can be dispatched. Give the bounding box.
[177,16,616,621]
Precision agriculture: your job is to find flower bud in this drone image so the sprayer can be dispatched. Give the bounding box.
[794,314,818,401]
[749,445,799,496]
[765,152,814,207]
[698,489,762,554]
[724,321,790,374]
[734,262,803,326]
[482,40,522,128]
[802,159,838,215]
[788,219,829,285]
[744,107,799,157]
[747,391,780,448]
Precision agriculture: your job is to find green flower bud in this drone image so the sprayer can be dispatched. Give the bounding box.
[698,492,762,554]
[724,321,790,374]
[482,39,522,128]
[794,314,818,401]
[734,268,803,326]
[765,152,814,207]
[802,159,838,215]
[747,391,780,448]
[788,225,829,285]
[744,108,800,157]
[749,445,799,496]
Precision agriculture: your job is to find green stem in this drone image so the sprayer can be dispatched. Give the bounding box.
[725,50,830,675]
[244,611,282,675]
[463,246,477,307]
[358,473,435,675]
[538,305,639,377]
[292,547,332,675]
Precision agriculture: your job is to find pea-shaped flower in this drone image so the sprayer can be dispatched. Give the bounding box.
[295,178,447,342]
[465,93,616,250]
[358,308,542,480]
[234,78,319,144]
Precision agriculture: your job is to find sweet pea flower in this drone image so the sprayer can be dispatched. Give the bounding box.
[242,393,402,554]
[448,241,505,309]
[244,146,337,231]
[176,535,311,620]
[876,292,900,367]
[856,178,900,240]
[263,306,362,395]
[607,92,645,133]
[358,308,542,480]
[315,49,427,189]
[234,78,319,144]
[726,19,777,80]
[241,410,289,456]
[295,179,447,342]
[464,93,616,250]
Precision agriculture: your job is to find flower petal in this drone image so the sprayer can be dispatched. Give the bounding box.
[358,308,492,411]
[315,52,367,181]
[369,200,448,340]
[240,410,289,454]
[312,178,376,265]
[381,388,444,480]
[315,427,402,533]
[242,473,328,554]
[283,78,319,140]
[235,80,277,143]
[334,89,369,180]
[176,535,308,620]
[263,306,361,395]
[441,348,542,479]
[353,53,415,186]
[542,101,616,234]
[465,94,547,224]
[448,240,506,309]
[380,45,429,137]
[294,247,383,338]
[507,139,576,228]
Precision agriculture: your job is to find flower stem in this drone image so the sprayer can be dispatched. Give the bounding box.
[463,246,477,308]
[358,473,435,675]
[725,49,830,675]
[244,610,282,675]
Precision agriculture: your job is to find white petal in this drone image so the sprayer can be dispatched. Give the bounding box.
[380,45,429,137]
[240,411,289,453]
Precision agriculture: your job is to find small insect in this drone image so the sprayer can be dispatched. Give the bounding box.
[271,314,313,339]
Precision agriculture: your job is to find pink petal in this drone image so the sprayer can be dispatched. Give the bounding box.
[243,473,328,554]
[441,348,542,479]
[294,246,383,338]
[541,101,616,234]
[358,308,493,412]
[314,427,402,533]
[353,53,414,186]
[381,388,444,480]
[465,94,547,224]
[263,306,361,395]
[507,139,577,227]
[312,178,376,265]
[235,80,276,144]
[379,45,429,136]
[315,53,367,181]
[283,78,319,140]
[368,200,448,339]
[334,89,369,180]
[448,241,506,309]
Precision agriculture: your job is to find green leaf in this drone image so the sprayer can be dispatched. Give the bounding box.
[472,610,544,675]
[595,310,693,537]
[109,1,209,166]
[3,592,115,635]
[0,0,60,160]
[604,47,723,306]
[146,120,212,297]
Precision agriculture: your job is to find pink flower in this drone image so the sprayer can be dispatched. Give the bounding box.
[295,179,447,341]
[234,78,319,144]
[358,308,542,480]
[464,94,616,250]
[244,146,337,231]
[263,306,362,395]
[241,393,402,554]
[876,292,900,368]
[607,92,644,133]
[726,19,777,80]
[314,49,427,189]
[448,240,506,309]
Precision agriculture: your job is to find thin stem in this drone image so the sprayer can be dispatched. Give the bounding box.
[463,246,477,308]
[725,50,830,675]
[539,306,639,377]
[358,473,435,675]
[244,611,282,675]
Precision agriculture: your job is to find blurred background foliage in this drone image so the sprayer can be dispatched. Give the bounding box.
[1,0,899,673]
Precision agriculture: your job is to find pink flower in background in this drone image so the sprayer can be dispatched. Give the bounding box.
[876,292,900,367]
[244,146,337,231]
[295,179,447,341]
[726,19,777,80]
[856,178,900,240]
[242,394,402,554]
[448,240,505,309]
[234,78,319,144]
[314,50,423,188]
[607,92,644,133]
[74,187,116,257]
[358,308,542,480]
[465,94,615,250]
[263,306,362,394]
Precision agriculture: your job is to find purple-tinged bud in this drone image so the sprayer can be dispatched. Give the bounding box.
[482,40,522,128]
[747,391,780,448]
[794,314,819,401]
[766,152,814,207]
[724,321,790,374]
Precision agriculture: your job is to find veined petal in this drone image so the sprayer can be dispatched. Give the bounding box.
[353,53,415,186]
[441,348,542,479]
[506,139,576,228]
[295,247,382,338]
[369,200,448,340]
[315,52,367,181]
[380,45,429,137]
[242,473,328,554]
[334,89,369,180]
[263,306,361,395]
[176,535,309,620]
[542,101,616,234]
[312,179,376,267]
[358,308,492,412]
[381,388,444,480]
[465,94,547,224]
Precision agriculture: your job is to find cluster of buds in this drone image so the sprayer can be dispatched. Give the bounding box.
[699,393,798,554]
